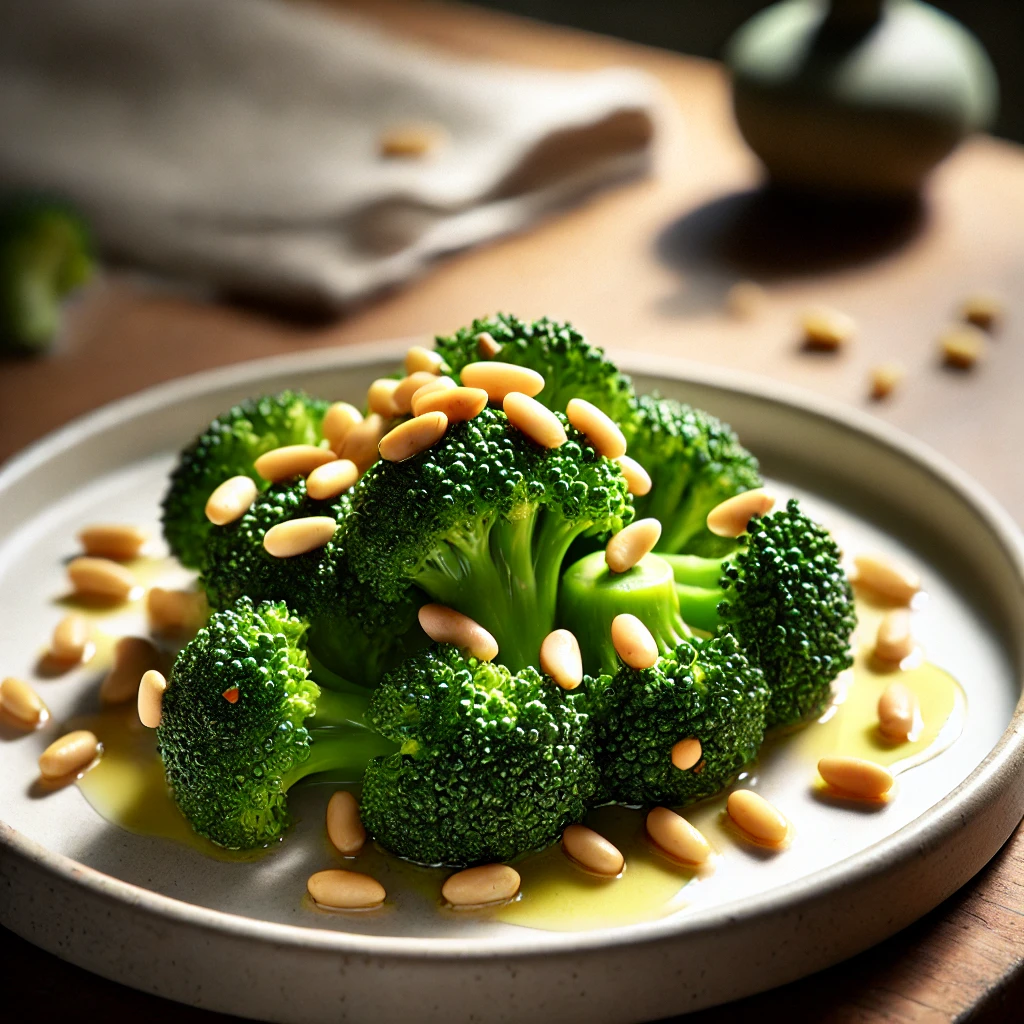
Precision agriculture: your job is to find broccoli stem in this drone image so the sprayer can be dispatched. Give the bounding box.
[311,687,373,728]
[663,552,731,633]
[280,726,396,790]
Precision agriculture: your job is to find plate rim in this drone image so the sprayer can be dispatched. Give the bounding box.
[2,343,1023,960]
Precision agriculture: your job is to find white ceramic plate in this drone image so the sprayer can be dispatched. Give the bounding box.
[1,343,1022,1022]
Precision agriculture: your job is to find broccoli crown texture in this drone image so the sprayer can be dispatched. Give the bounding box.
[158,598,392,849]
[593,634,768,806]
[162,390,329,570]
[360,644,599,866]
[345,406,633,670]
[434,313,635,421]
[621,396,762,556]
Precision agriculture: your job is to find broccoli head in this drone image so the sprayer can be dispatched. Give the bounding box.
[592,634,768,806]
[345,407,632,671]
[162,390,330,571]
[434,313,635,421]
[621,396,762,557]
[157,597,394,849]
[666,499,856,727]
[360,644,599,866]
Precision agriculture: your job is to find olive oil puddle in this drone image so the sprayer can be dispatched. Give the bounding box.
[66,597,966,929]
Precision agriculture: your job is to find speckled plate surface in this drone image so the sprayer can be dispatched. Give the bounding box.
[1,343,1023,1023]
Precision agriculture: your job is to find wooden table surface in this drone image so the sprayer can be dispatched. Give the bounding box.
[2,1,1023,1021]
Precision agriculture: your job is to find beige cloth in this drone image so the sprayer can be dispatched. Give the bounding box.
[0,0,658,306]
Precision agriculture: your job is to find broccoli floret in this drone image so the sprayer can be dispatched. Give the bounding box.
[345,407,632,671]
[162,390,330,571]
[434,313,635,421]
[558,551,691,676]
[621,396,762,556]
[665,499,856,727]
[157,597,394,849]
[592,634,768,806]
[360,644,599,866]
[0,196,94,355]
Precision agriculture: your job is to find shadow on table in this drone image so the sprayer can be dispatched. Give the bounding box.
[653,186,926,316]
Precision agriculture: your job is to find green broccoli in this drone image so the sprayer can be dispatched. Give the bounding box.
[162,390,330,571]
[434,313,635,421]
[360,644,599,866]
[621,395,762,557]
[345,407,632,671]
[157,597,394,850]
[592,633,768,806]
[558,551,691,676]
[0,196,93,355]
[665,499,856,726]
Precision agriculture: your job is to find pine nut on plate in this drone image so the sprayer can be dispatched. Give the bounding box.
[50,613,91,663]
[671,737,702,771]
[818,756,894,801]
[852,553,920,605]
[254,445,334,483]
[878,681,920,743]
[646,807,711,866]
[410,375,457,416]
[562,824,624,877]
[77,523,148,561]
[605,518,662,573]
[941,324,987,369]
[339,413,389,473]
[205,475,258,525]
[874,609,913,664]
[39,730,100,780]
[367,377,402,418]
[326,791,366,855]
[147,588,208,635]
[616,454,652,496]
[0,676,48,728]
[461,361,544,402]
[961,291,1002,331]
[67,557,136,602]
[307,869,385,910]
[378,412,448,462]
[801,306,855,350]
[322,401,363,451]
[727,790,789,846]
[263,517,337,558]
[503,392,566,448]
[566,398,627,458]
[412,386,488,422]
[611,613,658,670]
[100,636,163,705]
[393,371,441,414]
[404,345,444,375]
[442,864,520,908]
[418,605,498,662]
[706,489,775,538]
[137,669,167,729]
[306,459,359,501]
[539,629,583,690]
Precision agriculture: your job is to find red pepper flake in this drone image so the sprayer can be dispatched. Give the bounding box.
[222,686,240,704]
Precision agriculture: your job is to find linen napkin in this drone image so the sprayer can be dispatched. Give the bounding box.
[0,0,657,307]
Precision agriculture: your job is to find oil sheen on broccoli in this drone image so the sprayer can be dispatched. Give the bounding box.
[158,598,394,849]
[162,390,329,571]
[345,407,632,671]
[360,644,599,866]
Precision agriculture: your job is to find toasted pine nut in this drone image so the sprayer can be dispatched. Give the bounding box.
[878,681,920,742]
[379,411,449,462]
[410,375,457,416]
[727,790,789,845]
[961,292,1002,332]
[394,371,441,415]
[941,324,986,369]
[339,413,389,473]
[801,306,855,351]
[726,280,765,319]
[646,807,711,866]
[441,864,520,908]
[671,737,702,771]
[306,459,360,501]
[0,676,48,728]
[263,517,337,558]
[50,613,91,663]
[205,476,258,526]
[405,345,444,376]
[818,756,894,800]
[461,361,544,402]
[137,669,166,729]
[100,637,163,705]
[853,553,920,605]
[147,588,208,635]
[611,613,658,670]
[503,392,566,449]
[869,363,905,400]
[539,629,583,690]
[78,524,148,561]
[562,824,624,877]
[476,331,502,358]
[379,122,445,159]
[254,445,334,483]
[68,557,135,603]
[322,402,363,452]
[605,519,662,574]
[326,790,366,855]
[307,869,386,910]
[418,604,498,661]
[706,490,776,538]
[412,386,488,423]
[566,398,627,459]
[39,730,99,780]
[616,455,652,497]
[367,377,402,417]
[875,609,913,663]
